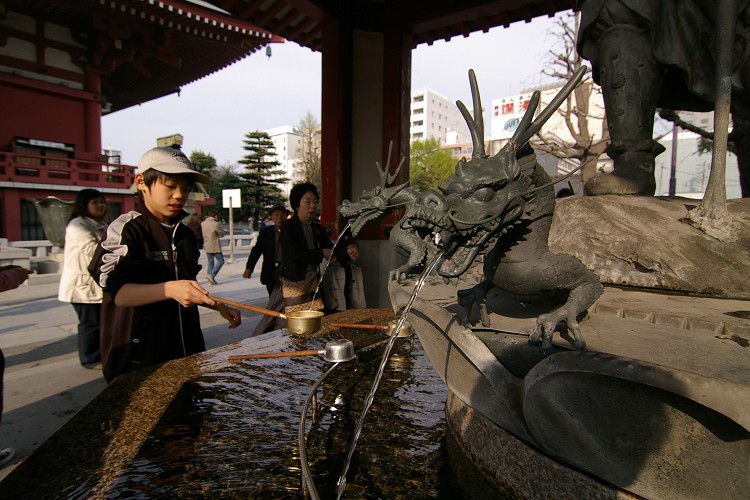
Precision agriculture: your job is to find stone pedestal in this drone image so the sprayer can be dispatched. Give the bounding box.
[390,271,750,499]
[0,246,31,269]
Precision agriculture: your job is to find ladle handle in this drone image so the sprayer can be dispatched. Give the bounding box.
[228,350,321,361]
[329,323,387,330]
[208,296,285,318]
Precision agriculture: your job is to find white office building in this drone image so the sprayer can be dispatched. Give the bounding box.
[265,125,302,198]
[410,89,471,145]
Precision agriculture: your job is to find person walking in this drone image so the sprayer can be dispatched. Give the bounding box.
[201,210,225,285]
[244,204,289,335]
[58,188,108,369]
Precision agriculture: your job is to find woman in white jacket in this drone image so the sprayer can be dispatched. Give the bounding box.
[58,189,108,369]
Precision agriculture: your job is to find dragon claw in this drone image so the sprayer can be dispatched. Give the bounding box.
[528,309,587,350]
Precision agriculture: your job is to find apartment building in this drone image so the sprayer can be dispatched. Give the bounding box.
[265,125,302,199]
[410,89,471,145]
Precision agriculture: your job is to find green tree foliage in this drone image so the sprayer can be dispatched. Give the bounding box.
[409,138,456,190]
[238,131,288,229]
[189,150,218,177]
[203,162,252,221]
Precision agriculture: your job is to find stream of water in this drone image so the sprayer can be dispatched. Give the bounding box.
[336,252,445,499]
[309,223,351,310]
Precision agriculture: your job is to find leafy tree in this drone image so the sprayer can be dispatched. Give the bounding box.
[238,131,288,229]
[189,150,218,178]
[528,11,609,192]
[188,150,221,217]
[202,162,252,221]
[409,137,456,190]
[296,111,321,192]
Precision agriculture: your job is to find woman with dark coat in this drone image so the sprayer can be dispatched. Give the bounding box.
[280,183,332,313]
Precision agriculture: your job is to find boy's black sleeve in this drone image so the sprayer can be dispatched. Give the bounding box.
[89,212,150,299]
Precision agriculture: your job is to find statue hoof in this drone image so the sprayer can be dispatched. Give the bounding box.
[584,170,656,196]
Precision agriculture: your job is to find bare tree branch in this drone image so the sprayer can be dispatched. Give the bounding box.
[530,11,609,191]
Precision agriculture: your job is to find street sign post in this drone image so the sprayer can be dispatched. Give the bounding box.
[222,189,241,263]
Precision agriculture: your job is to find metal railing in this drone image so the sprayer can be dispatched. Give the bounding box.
[0,150,136,188]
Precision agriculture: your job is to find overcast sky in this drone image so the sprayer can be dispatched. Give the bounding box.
[101,12,567,166]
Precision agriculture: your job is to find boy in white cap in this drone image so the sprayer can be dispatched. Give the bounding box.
[90,146,241,382]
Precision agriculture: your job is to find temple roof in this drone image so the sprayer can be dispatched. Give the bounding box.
[3,0,284,112]
[209,0,577,51]
[2,0,575,111]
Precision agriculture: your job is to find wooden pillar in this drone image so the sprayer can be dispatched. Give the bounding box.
[320,18,352,229]
[1,189,23,241]
[84,68,103,156]
[317,11,412,307]
[377,22,412,240]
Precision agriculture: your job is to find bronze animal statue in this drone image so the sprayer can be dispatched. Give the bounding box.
[340,67,603,349]
[578,0,750,196]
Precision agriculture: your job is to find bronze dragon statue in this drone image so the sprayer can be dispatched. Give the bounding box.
[339,67,603,349]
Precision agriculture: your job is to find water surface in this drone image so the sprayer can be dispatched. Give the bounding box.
[104,335,464,498]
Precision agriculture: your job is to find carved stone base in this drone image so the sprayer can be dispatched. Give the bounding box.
[549,196,750,298]
[444,392,635,499]
[390,277,750,499]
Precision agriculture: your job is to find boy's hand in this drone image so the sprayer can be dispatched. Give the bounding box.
[218,304,242,329]
[165,280,211,307]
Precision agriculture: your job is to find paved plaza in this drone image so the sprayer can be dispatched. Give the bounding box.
[0,250,269,481]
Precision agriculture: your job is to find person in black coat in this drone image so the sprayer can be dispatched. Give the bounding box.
[243,204,290,336]
[244,204,289,294]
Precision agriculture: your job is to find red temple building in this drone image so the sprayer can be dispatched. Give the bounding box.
[0,0,281,241]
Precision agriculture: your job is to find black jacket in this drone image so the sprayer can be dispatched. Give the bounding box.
[280,215,332,282]
[245,225,280,292]
[89,205,204,382]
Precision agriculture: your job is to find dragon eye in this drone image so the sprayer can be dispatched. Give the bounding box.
[444,181,465,194]
[472,187,494,202]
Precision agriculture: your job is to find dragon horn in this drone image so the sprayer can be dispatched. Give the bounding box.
[375,141,405,188]
[389,156,406,185]
[456,69,485,159]
[513,65,587,147]
[509,91,541,145]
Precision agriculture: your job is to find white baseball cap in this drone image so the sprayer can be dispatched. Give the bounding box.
[137,147,210,184]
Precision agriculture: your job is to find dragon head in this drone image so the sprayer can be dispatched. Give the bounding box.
[339,181,409,236]
[429,67,587,278]
[436,149,535,277]
[339,141,408,236]
[337,67,587,281]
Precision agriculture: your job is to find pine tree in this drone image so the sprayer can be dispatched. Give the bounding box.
[238,131,288,229]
